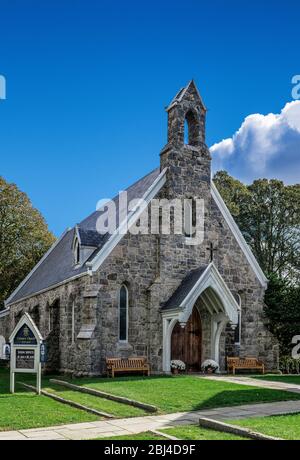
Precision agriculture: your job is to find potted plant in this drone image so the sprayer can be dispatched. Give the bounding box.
[201,359,219,374]
[170,360,186,374]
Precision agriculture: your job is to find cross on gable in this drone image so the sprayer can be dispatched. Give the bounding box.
[206,242,217,262]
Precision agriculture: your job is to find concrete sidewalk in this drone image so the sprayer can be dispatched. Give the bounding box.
[202,374,300,393]
[2,399,300,440]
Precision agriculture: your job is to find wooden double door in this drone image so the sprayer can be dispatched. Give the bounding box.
[171,307,202,372]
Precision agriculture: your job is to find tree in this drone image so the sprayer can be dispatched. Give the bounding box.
[264,274,300,354]
[214,171,300,355]
[214,171,300,282]
[0,176,55,309]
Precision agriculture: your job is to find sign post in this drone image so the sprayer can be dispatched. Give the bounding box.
[9,313,44,395]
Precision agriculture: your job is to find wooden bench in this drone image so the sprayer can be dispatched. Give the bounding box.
[106,357,150,378]
[227,357,265,375]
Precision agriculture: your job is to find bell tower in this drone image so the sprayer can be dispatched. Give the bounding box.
[160,80,211,198]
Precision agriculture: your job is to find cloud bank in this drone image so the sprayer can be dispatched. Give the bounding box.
[210,101,300,184]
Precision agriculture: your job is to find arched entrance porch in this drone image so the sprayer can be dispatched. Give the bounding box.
[162,263,240,373]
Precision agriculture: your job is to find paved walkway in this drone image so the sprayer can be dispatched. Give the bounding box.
[2,398,300,440]
[202,374,300,393]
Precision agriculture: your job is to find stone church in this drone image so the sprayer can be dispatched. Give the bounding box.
[0,81,278,375]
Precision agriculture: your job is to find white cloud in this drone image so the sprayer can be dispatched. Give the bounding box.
[210,101,300,184]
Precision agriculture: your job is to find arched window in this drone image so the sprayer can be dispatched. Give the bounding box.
[119,285,128,342]
[74,238,80,265]
[30,305,40,329]
[184,198,197,237]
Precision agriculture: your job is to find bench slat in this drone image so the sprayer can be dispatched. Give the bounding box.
[106,357,150,378]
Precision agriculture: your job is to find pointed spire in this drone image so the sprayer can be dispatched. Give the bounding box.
[166,80,207,112]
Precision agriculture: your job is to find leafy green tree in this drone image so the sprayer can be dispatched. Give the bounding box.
[264,274,300,354]
[214,171,300,354]
[214,171,300,281]
[0,176,55,309]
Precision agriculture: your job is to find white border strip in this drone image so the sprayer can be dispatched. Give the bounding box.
[0,308,10,318]
[211,181,268,288]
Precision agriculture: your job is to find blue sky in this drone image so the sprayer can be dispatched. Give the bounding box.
[0,0,299,235]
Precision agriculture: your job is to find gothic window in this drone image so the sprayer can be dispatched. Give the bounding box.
[184,198,196,237]
[119,285,128,342]
[31,305,40,329]
[71,301,75,344]
[234,294,242,345]
[74,238,80,265]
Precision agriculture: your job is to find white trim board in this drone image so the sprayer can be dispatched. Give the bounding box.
[5,272,88,307]
[211,180,268,288]
[0,308,10,319]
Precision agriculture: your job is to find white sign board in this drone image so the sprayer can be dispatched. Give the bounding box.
[9,313,43,394]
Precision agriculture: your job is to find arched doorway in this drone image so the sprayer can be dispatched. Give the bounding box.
[171,307,202,372]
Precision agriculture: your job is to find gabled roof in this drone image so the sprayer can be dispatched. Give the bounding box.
[5,162,267,307]
[163,266,208,310]
[162,262,240,325]
[5,168,162,306]
[77,228,104,247]
[166,80,207,112]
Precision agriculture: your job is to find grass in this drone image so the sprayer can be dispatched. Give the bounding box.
[97,432,166,440]
[0,368,99,431]
[254,374,300,385]
[161,425,248,440]
[39,381,146,417]
[2,367,300,433]
[67,374,300,413]
[231,413,300,440]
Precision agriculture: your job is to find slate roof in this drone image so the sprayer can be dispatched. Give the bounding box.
[7,168,161,305]
[162,265,208,311]
[77,228,104,247]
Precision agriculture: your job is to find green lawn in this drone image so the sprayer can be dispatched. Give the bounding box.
[67,374,300,413]
[97,432,166,440]
[0,368,99,431]
[231,413,300,440]
[161,425,248,440]
[97,426,249,440]
[254,374,300,385]
[39,381,146,417]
